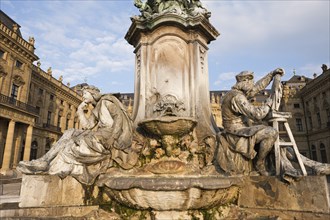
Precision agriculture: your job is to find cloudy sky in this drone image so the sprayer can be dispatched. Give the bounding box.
[2,0,329,93]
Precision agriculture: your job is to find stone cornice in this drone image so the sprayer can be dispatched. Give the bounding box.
[126,14,220,47]
[0,23,39,62]
[300,71,330,97]
[31,65,82,104]
[0,103,36,125]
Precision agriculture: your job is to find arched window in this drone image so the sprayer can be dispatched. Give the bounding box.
[45,142,51,154]
[30,141,38,160]
[311,145,317,161]
[320,143,327,163]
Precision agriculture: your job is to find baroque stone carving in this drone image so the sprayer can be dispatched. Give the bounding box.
[17,85,140,185]
[134,0,210,20]
[215,69,330,179]
[15,2,330,219]
[12,74,25,86]
[154,94,185,116]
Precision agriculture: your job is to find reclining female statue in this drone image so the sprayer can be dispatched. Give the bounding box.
[17,85,139,185]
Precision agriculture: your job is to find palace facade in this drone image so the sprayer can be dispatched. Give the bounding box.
[0,11,82,173]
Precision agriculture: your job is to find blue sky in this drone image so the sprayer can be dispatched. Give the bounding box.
[1,0,329,93]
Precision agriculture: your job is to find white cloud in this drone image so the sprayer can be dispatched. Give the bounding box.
[213,71,236,86]
[206,1,329,55]
[2,0,329,93]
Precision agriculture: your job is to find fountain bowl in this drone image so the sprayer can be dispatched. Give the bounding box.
[98,175,241,211]
[138,116,197,137]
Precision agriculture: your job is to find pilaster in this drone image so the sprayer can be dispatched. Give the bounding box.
[1,120,16,171]
[23,124,33,161]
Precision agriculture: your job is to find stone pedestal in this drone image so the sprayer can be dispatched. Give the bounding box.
[126,14,220,142]
[19,175,86,207]
[10,174,330,219]
[239,175,330,213]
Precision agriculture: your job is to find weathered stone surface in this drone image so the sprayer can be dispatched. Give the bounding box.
[98,176,241,211]
[0,206,103,219]
[239,175,330,213]
[19,175,86,207]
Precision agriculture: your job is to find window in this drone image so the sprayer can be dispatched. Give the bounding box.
[45,142,51,153]
[36,106,40,114]
[11,84,19,100]
[38,88,43,95]
[311,145,317,161]
[47,111,51,125]
[293,103,300,108]
[326,109,330,126]
[308,116,313,130]
[320,144,327,163]
[295,118,303,131]
[15,60,23,68]
[30,141,38,160]
[317,112,321,127]
[66,118,70,130]
[60,100,64,105]
[322,92,326,99]
[50,94,54,100]
[57,114,61,127]
[0,49,4,59]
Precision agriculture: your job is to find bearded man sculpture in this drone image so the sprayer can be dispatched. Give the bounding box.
[17,86,138,185]
[217,68,284,176]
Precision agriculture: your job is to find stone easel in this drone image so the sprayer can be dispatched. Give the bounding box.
[8,1,330,219]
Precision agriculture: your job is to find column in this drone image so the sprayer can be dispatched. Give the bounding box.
[12,126,23,168]
[23,125,33,161]
[1,120,16,171]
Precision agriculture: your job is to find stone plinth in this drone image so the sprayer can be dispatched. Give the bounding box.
[16,174,330,219]
[239,175,330,213]
[19,175,86,207]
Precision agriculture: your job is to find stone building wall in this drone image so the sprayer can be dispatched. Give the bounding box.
[0,11,82,173]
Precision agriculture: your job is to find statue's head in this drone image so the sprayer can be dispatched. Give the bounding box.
[82,85,101,103]
[235,71,253,82]
[233,71,254,94]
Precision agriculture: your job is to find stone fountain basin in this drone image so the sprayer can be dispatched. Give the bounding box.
[97,176,241,211]
[138,116,197,137]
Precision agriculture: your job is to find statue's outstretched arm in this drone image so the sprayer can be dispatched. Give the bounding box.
[247,72,273,98]
[247,68,284,98]
[232,94,271,121]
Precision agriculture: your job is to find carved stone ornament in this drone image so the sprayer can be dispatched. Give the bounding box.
[12,75,25,86]
[0,65,7,78]
[133,0,210,20]
[153,94,185,116]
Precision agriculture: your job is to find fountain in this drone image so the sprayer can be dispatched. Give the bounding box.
[7,1,329,219]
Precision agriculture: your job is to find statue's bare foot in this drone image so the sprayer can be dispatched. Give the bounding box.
[255,161,270,176]
[17,159,48,173]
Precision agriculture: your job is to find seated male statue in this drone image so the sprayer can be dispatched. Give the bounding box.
[218,68,284,176]
[17,85,139,185]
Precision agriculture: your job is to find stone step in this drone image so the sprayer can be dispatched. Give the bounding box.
[0,205,105,219]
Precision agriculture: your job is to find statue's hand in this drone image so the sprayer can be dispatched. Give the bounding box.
[272,68,285,77]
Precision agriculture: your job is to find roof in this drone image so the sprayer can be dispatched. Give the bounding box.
[0,10,22,37]
[282,75,312,85]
